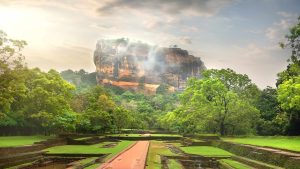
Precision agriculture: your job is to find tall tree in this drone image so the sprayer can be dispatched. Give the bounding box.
[173,70,260,135]
[0,30,27,120]
[277,17,300,135]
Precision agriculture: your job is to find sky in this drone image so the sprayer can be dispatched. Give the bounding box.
[0,0,299,88]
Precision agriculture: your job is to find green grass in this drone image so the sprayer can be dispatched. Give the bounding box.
[191,139,204,142]
[146,141,179,169]
[180,146,232,157]
[109,134,146,137]
[0,136,54,147]
[45,141,133,157]
[7,161,36,169]
[222,136,300,152]
[196,134,218,136]
[220,159,251,169]
[168,159,182,169]
[74,137,93,141]
[170,142,184,147]
[84,163,99,169]
[78,157,98,165]
[148,134,182,137]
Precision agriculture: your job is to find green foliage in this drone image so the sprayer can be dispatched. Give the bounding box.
[278,76,300,111]
[156,83,169,94]
[277,17,300,135]
[256,87,288,135]
[0,30,27,121]
[60,69,97,92]
[163,69,260,135]
[0,30,77,135]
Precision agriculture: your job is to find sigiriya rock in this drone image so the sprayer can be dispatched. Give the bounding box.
[93,38,206,94]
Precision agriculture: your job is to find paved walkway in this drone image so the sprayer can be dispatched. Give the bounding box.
[98,141,150,169]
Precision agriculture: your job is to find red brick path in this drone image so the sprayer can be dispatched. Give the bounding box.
[98,141,150,169]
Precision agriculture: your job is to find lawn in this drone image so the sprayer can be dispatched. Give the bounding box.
[168,159,182,169]
[0,136,54,147]
[146,141,179,169]
[222,136,300,152]
[180,146,232,157]
[220,159,251,169]
[45,141,133,158]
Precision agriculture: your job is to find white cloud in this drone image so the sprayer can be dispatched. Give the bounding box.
[97,0,234,17]
[179,36,192,45]
[277,11,293,18]
[265,12,298,41]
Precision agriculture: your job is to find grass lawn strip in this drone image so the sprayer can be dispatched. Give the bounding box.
[45,141,134,169]
[220,159,253,169]
[222,136,300,152]
[74,137,93,141]
[180,146,232,157]
[0,136,54,147]
[45,141,133,155]
[84,163,100,169]
[168,159,182,169]
[146,141,179,169]
[171,142,183,147]
[78,157,98,165]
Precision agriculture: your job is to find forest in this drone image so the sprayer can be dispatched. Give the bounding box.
[0,18,299,137]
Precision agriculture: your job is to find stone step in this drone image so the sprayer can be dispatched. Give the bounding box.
[232,156,283,169]
[0,151,45,163]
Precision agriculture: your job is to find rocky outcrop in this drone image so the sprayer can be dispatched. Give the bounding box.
[93,38,206,93]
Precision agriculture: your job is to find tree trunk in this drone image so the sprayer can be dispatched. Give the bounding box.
[220,121,225,136]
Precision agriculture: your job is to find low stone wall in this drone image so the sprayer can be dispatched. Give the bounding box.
[183,134,220,140]
[44,153,106,157]
[67,136,106,145]
[181,137,211,146]
[0,151,45,168]
[0,144,44,156]
[212,141,300,169]
[107,136,181,141]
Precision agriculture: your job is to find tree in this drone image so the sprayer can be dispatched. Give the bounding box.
[156,83,169,94]
[21,69,76,134]
[277,17,300,135]
[256,87,288,135]
[0,30,27,120]
[166,69,260,135]
[202,68,261,104]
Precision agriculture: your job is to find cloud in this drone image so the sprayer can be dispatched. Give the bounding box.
[142,19,161,29]
[182,26,199,32]
[265,12,298,41]
[277,11,293,18]
[97,0,234,17]
[179,36,192,44]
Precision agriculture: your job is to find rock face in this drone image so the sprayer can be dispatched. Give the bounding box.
[93,38,206,94]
